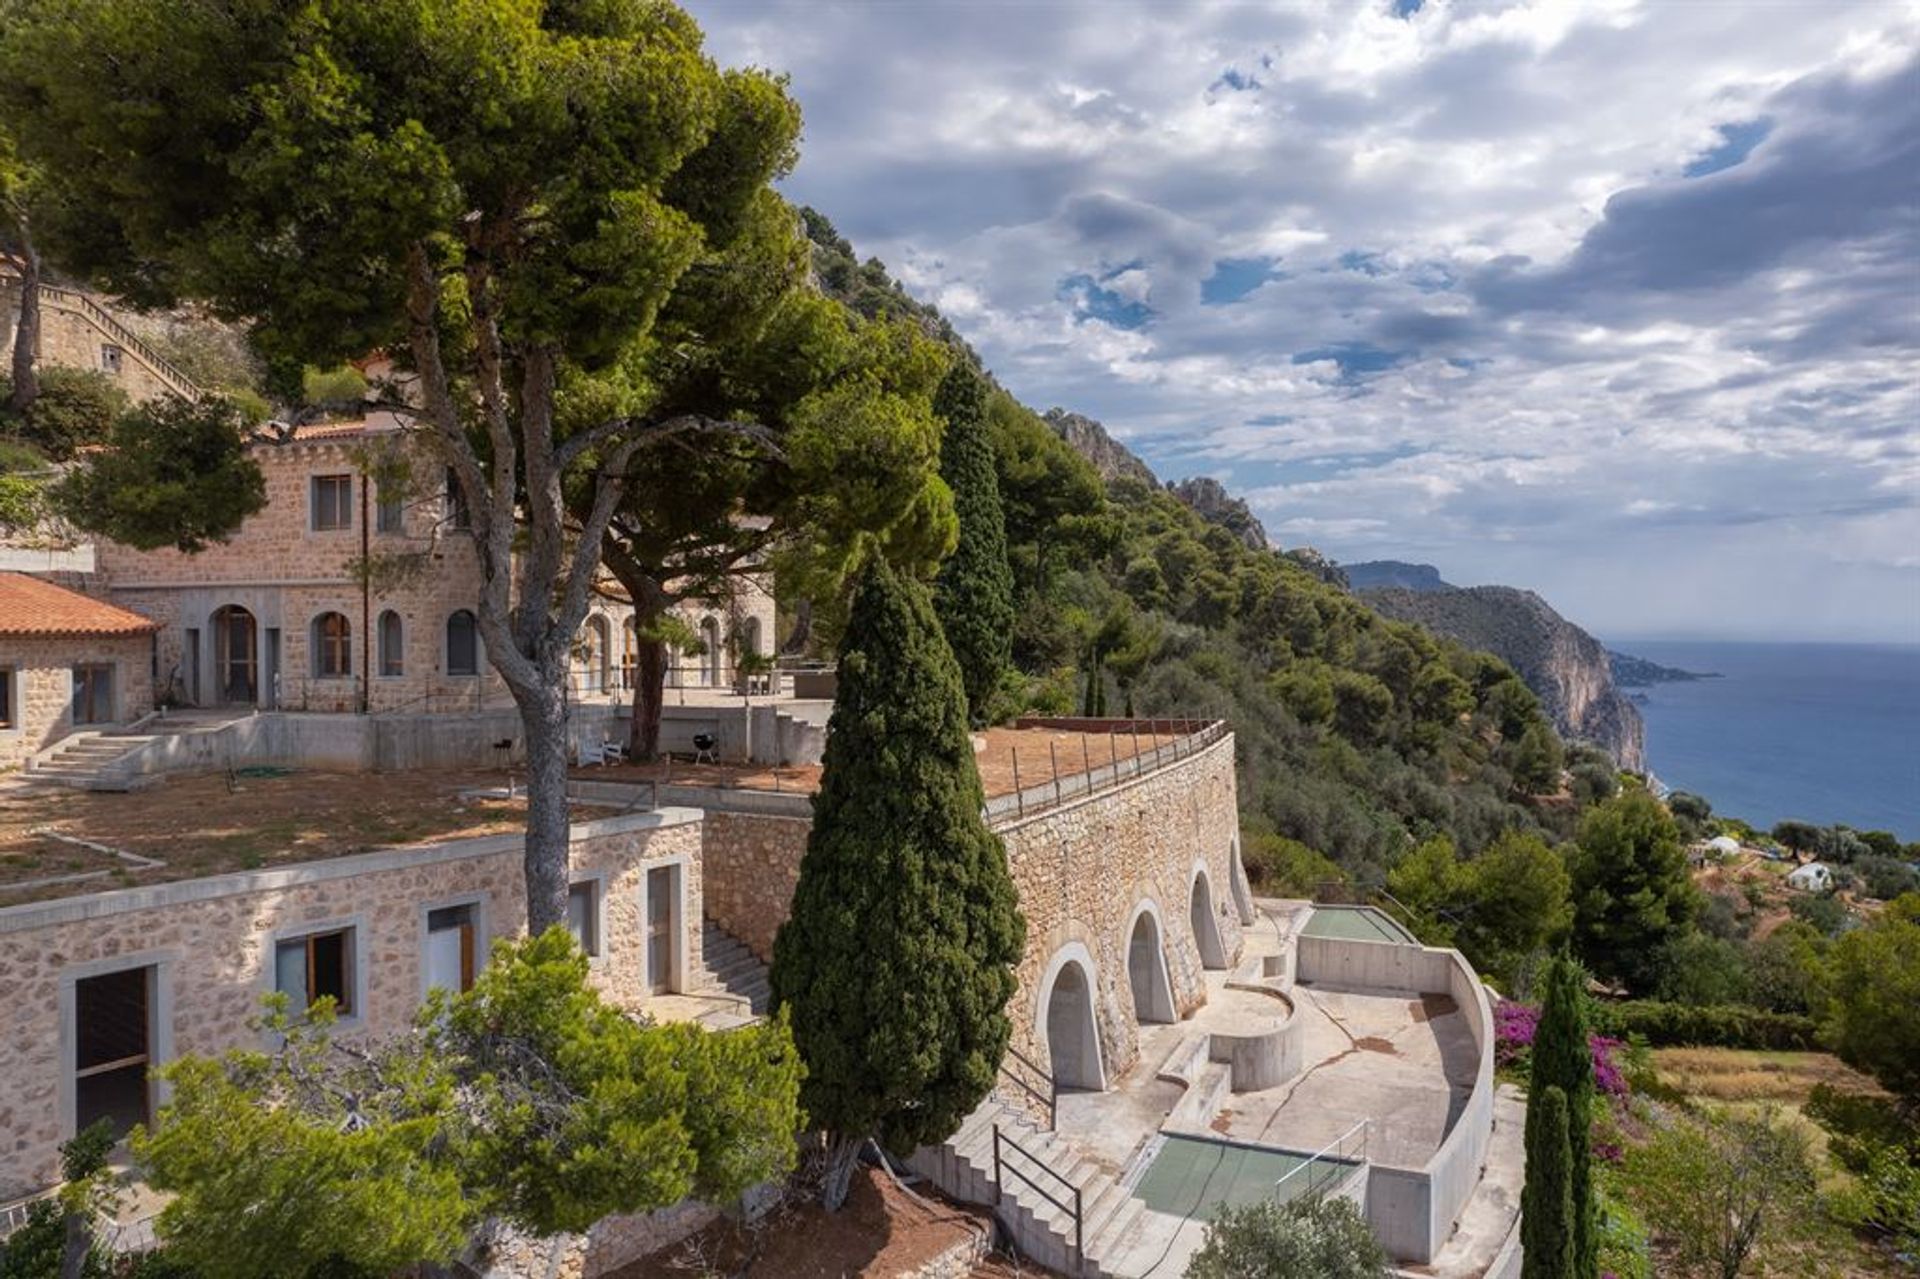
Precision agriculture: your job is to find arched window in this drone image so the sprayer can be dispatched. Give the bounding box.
[312,612,351,679]
[446,610,479,677]
[581,615,610,694]
[377,610,404,677]
[700,616,721,686]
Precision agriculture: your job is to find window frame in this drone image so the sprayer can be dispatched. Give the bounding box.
[445,467,472,531]
[376,609,404,679]
[420,896,486,999]
[312,612,352,680]
[445,610,480,678]
[567,877,606,962]
[271,923,362,1019]
[0,666,17,732]
[310,474,354,532]
[374,482,405,535]
[100,344,124,374]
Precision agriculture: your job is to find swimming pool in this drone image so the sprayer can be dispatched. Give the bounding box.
[1298,904,1417,944]
[1130,1135,1358,1217]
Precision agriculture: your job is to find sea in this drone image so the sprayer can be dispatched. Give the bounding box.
[1614,640,1920,842]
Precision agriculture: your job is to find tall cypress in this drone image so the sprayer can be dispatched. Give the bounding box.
[770,553,1026,1209]
[1528,957,1597,1277]
[1520,1084,1575,1279]
[931,363,1015,727]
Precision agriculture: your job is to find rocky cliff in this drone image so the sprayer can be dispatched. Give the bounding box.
[1168,476,1270,550]
[1361,585,1646,771]
[1043,408,1159,488]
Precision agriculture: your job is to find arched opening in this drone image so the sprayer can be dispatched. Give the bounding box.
[1190,870,1228,970]
[581,615,610,694]
[445,610,479,677]
[741,616,762,658]
[699,616,722,686]
[211,605,257,706]
[377,610,404,678]
[1043,956,1105,1091]
[1127,906,1177,1024]
[620,618,637,690]
[311,612,351,680]
[1228,837,1256,925]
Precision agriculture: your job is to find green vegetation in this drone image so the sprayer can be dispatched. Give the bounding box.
[1386,830,1572,985]
[0,366,126,459]
[1185,1195,1392,1278]
[931,362,1016,725]
[1622,1107,1818,1279]
[1824,894,1920,1104]
[770,555,1025,1209]
[1528,956,1598,1277]
[131,930,801,1277]
[1570,791,1699,992]
[1521,1084,1575,1279]
[53,395,265,552]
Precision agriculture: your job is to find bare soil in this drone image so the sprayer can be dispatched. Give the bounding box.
[609,1167,997,1279]
[0,769,534,904]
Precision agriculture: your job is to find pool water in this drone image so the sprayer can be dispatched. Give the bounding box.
[1299,904,1416,944]
[1131,1136,1355,1216]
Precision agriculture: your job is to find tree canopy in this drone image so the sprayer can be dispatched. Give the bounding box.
[53,395,265,552]
[1569,790,1698,993]
[931,362,1016,725]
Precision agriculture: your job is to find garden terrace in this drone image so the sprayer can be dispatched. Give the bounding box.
[0,770,607,904]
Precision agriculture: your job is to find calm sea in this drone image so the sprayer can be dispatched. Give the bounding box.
[1615,640,1920,842]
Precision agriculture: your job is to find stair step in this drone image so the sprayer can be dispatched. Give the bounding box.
[1085,1198,1147,1261]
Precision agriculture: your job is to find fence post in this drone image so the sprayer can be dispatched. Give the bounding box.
[1131,723,1141,775]
[1081,735,1092,789]
[1049,741,1061,806]
[1011,747,1023,818]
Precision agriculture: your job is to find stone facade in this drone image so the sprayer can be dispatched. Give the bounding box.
[1,272,192,405]
[0,809,704,1200]
[0,632,155,770]
[90,426,777,716]
[697,730,1250,1089]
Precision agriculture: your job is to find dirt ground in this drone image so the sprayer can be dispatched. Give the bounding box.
[580,726,1182,801]
[609,1167,1001,1279]
[0,769,532,903]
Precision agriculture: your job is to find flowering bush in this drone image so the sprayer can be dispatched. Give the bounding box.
[1493,1000,1629,1097]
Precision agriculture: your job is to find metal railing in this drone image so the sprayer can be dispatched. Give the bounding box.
[6,270,202,400]
[1272,1119,1370,1203]
[993,1123,1083,1266]
[998,1043,1059,1131]
[986,717,1229,824]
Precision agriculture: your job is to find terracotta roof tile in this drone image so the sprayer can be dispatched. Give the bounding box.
[0,573,159,638]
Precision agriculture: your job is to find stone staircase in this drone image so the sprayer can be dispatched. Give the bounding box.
[692,919,773,1029]
[25,732,156,791]
[910,1093,1149,1277]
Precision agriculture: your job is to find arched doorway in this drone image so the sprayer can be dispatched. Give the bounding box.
[1190,869,1228,970]
[1127,906,1176,1024]
[211,605,257,706]
[699,616,722,686]
[1041,949,1106,1091]
[581,616,609,695]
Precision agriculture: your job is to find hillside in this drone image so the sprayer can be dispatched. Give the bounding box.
[1361,584,1646,770]
[1342,560,1454,592]
[801,209,1600,883]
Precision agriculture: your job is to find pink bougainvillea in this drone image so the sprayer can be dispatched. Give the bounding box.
[1492,1000,1629,1097]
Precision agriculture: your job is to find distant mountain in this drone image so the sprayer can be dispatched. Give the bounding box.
[1342,560,1455,592]
[1168,476,1269,550]
[1608,650,1720,688]
[1362,584,1646,771]
[1043,408,1158,488]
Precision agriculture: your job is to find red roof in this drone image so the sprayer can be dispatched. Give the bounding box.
[0,573,159,638]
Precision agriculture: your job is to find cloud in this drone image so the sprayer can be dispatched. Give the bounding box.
[686,0,1920,642]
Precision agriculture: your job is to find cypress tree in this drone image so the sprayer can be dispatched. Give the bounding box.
[1520,1084,1575,1279]
[1528,957,1598,1277]
[770,553,1026,1209]
[931,364,1016,727]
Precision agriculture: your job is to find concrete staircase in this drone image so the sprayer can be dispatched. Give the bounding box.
[910,1093,1149,1277]
[693,919,773,1028]
[25,732,156,791]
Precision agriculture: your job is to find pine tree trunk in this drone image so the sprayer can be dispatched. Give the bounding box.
[821,1132,864,1212]
[516,679,572,936]
[781,596,813,656]
[8,232,41,415]
[630,631,667,760]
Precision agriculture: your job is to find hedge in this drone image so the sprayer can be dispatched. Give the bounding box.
[1589,1000,1820,1051]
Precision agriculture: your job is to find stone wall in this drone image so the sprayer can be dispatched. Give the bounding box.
[1,275,185,404]
[0,809,703,1200]
[0,632,155,770]
[699,809,814,961]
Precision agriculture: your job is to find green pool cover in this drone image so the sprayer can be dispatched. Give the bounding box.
[1132,1136,1354,1217]
[1299,904,1417,944]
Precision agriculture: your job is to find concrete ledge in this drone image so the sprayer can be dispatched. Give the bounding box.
[1212,981,1303,1092]
[0,808,702,933]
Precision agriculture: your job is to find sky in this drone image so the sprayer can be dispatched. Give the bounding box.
[684,0,1920,644]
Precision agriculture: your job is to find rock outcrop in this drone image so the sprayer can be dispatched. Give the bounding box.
[1361,584,1646,771]
[1341,559,1454,593]
[1043,407,1159,487]
[1169,476,1270,550]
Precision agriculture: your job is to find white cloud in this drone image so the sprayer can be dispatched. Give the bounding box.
[687,0,1920,642]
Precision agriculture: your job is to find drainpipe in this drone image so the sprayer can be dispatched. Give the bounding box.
[359,474,370,714]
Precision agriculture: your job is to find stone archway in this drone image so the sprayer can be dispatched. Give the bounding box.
[1190,867,1228,970]
[1038,944,1106,1091]
[1126,903,1177,1024]
[1228,836,1256,925]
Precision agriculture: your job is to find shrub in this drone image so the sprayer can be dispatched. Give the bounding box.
[1586,1000,1818,1051]
[1187,1195,1392,1278]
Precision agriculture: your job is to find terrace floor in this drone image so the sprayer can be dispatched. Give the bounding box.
[573,724,1183,800]
[0,769,546,905]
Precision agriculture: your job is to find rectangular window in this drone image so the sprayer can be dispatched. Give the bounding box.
[445,468,471,530]
[425,904,478,994]
[567,881,601,958]
[72,664,114,725]
[100,344,124,374]
[0,667,14,730]
[74,966,153,1140]
[375,484,404,534]
[311,474,353,531]
[275,928,354,1015]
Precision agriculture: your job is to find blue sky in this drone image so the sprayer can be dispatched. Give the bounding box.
[686,0,1920,643]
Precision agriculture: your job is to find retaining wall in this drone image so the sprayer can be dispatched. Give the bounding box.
[1297,932,1496,1265]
